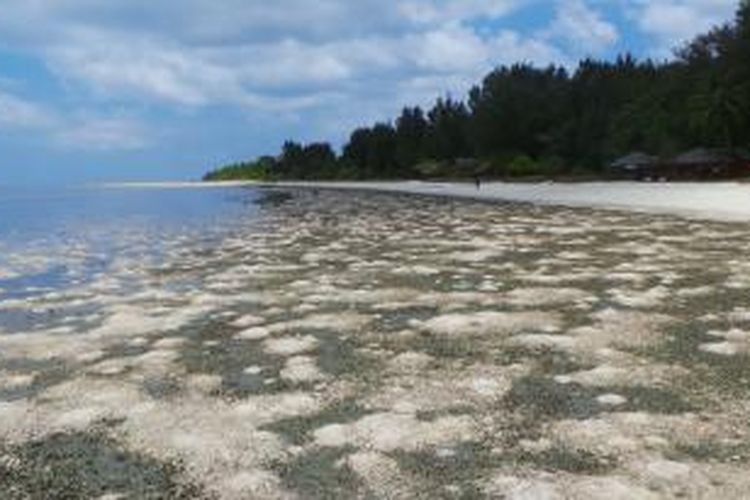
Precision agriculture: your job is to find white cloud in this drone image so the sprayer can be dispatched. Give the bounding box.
[398,0,526,25]
[54,117,151,151]
[0,0,526,45]
[0,90,54,129]
[0,0,659,128]
[36,17,570,116]
[46,32,361,109]
[489,31,568,66]
[47,30,244,107]
[0,85,150,151]
[547,0,619,54]
[410,26,491,72]
[0,0,538,114]
[626,0,737,55]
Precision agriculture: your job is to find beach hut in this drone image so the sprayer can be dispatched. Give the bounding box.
[669,148,750,179]
[608,152,660,179]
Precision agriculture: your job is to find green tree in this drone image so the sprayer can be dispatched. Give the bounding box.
[395,107,428,175]
[426,97,471,161]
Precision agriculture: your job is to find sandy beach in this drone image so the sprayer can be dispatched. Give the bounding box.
[258,180,750,222]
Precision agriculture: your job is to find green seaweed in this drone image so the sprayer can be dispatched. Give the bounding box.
[0,432,207,499]
[261,398,371,446]
[274,447,367,500]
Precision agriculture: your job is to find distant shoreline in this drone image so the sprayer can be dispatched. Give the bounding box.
[96,180,750,222]
[97,181,260,189]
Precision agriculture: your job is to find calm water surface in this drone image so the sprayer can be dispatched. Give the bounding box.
[0,186,260,300]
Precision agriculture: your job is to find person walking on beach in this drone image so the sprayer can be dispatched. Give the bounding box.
[474,176,481,190]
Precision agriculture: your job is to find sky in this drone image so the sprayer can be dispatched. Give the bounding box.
[0,0,740,185]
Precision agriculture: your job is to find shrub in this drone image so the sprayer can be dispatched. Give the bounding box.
[506,154,539,177]
[414,160,446,178]
[538,155,566,176]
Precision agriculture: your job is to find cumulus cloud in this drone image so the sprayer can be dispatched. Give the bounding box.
[547,0,619,54]
[42,26,567,117]
[410,26,491,72]
[0,0,538,114]
[626,0,737,55]
[47,31,245,107]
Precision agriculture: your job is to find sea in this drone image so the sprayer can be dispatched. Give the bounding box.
[0,185,261,302]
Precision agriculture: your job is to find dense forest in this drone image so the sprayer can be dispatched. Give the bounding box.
[205,2,750,181]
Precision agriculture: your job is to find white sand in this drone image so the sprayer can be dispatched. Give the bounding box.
[263,181,750,222]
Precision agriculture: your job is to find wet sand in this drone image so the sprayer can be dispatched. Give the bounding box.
[2,189,750,498]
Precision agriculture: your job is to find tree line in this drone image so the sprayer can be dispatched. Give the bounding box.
[204,1,750,181]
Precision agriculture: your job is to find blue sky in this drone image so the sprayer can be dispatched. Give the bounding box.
[0,0,740,185]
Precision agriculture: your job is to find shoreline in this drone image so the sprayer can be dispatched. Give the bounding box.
[257,180,750,223]
[96,180,259,189]
[98,180,750,222]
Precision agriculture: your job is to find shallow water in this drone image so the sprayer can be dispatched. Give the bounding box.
[0,186,260,301]
[2,188,750,499]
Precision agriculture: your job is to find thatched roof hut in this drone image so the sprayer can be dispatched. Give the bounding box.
[673,148,732,165]
[608,152,661,179]
[669,148,750,179]
[609,152,659,171]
